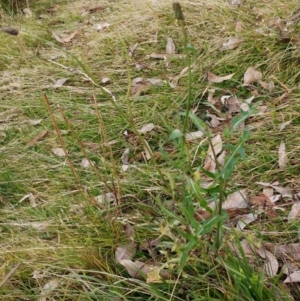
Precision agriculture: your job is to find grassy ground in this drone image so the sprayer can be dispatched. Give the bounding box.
[1,0,300,300]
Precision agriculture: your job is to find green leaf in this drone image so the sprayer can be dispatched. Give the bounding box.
[198,215,224,236]
[169,128,184,140]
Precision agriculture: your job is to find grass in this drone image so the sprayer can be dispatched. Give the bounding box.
[1,0,300,300]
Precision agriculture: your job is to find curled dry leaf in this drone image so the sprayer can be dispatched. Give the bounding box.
[244,67,262,85]
[53,78,68,88]
[52,148,66,157]
[166,37,175,55]
[194,209,212,221]
[39,278,60,301]
[222,37,243,50]
[278,141,288,169]
[207,71,234,83]
[235,21,243,32]
[288,202,300,221]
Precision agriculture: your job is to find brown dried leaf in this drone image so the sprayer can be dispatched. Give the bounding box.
[27,130,48,146]
[207,71,234,83]
[278,141,288,169]
[244,67,262,85]
[256,182,292,196]
[194,209,212,221]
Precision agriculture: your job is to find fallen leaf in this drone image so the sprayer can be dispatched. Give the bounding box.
[115,243,136,262]
[249,194,277,217]
[143,141,152,161]
[121,148,130,164]
[204,134,223,172]
[244,67,262,85]
[166,37,175,55]
[221,190,248,209]
[53,78,68,88]
[264,242,300,261]
[50,29,79,43]
[52,148,66,157]
[27,130,48,146]
[185,130,204,141]
[271,89,293,105]
[31,221,50,231]
[23,8,33,18]
[80,158,94,168]
[240,95,255,111]
[207,71,234,83]
[95,192,116,205]
[256,248,279,277]
[138,123,155,134]
[194,209,212,221]
[222,37,243,50]
[236,213,258,230]
[206,112,219,128]
[88,6,106,13]
[147,53,167,60]
[170,66,189,87]
[279,120,291,131]
[39,278,60,301]
[288,202,300,221]
[235,21,243,32]
[278,141,288,169]
[95,22,110,31]
[28,119,43,126]
[284,271,300,283]
[256,182,292,197]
